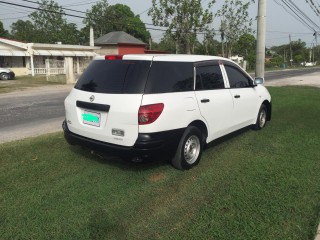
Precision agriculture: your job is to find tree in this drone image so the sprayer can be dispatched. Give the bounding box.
[271,39,308,65]
[29,0,79,44]
[84,1,150,42]
[83,0,110,39]
[148,0,215,54]
[233,33,256,68]
[11,20,35,42]
[107,4,150,42]
[0,21,10,38]
[234,33,255,56]
[194,30,219,55]
[156,32,176,53]
[216,0,255,57]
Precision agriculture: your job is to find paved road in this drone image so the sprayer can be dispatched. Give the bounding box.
[1,90,67,128]
[0,67,319,143]
[0,85,72,143]
[256,67,320,80]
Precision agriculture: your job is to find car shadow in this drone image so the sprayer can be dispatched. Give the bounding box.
[68,145,170,171]
[68,126,253,171]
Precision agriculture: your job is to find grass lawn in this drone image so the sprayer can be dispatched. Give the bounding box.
[0,75,64,94]
[0,86,319,239]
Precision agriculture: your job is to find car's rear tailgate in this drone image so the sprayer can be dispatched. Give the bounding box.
[65,88,143,147]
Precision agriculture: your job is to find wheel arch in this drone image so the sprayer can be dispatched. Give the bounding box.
[262,100,272,121]
[188,120,208,144]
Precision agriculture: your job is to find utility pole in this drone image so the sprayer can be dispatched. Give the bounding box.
[312,44,315,63]
[255,0,267,79]
[309,46,312,62]
[220,19,226,58]
[289,34,293,66]
[89,26,94,47]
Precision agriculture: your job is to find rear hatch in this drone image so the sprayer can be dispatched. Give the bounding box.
[64,56,151,147]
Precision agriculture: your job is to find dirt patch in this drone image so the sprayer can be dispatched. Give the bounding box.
[148,172,167,182]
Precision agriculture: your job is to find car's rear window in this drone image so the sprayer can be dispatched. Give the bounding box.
[75,60,150,94]
[145,62,194,93]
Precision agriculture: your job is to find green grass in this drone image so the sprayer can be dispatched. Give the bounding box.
[0,75,64,94]
[1,86,319,239]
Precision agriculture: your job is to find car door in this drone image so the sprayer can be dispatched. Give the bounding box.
[223,62,260,130]
[194,62,234,142]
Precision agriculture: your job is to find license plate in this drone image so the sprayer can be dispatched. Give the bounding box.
[82,110,101,127]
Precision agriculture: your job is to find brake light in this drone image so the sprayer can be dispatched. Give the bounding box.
[105,55,123,60]
[138,103,164,125]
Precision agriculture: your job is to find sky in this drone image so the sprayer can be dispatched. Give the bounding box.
[0,0,319,47]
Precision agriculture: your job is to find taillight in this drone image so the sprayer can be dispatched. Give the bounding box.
[138,103,164,125]
[105,55,123,60]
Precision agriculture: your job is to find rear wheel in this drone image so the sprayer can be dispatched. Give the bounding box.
[254,104,267,130]
[172,126,203,170]
[0,73,9,80]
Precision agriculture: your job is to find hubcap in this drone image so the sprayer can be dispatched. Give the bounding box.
[259,109,266,128]
[184,135,200,164]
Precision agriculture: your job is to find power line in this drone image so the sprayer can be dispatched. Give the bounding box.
[0,0,216,36]
[274,0,316,31]
[0,2,33,13]
[305,0,320,17]
[285,0,320,29]
[63,0,99,7]
[0,0,84,19]
[0,15,29,21]
[19,0,87,14]
[267,30,313,34]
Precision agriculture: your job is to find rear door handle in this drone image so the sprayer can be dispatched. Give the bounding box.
[201,99,210,103]
[234,95,240,99]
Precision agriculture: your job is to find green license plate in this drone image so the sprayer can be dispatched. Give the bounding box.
[82,110,101,127]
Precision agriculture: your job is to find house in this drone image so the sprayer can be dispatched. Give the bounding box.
[0,37,100,78]
[94,31,146,55]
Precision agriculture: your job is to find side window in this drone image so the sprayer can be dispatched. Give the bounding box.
[196,65,225,90]
[145,62,194,93]
[224,65,252,88]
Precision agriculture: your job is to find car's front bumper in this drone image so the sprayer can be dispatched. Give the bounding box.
[62,120,185,159]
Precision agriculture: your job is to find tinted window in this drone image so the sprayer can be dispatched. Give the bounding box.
[196,65,225,90]
[145,62,194,93]
[224,65,252,88]
[75,60,150,94]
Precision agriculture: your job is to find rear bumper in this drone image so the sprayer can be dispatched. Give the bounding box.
[62,120,185,158]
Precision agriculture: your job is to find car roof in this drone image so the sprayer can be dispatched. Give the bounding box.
[95,54,235,63]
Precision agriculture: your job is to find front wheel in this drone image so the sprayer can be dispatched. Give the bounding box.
[253,104,267,130]
[0,73,9,80]
[172,126,203,170]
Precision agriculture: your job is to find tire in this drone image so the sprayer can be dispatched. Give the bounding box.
[253,104,267,130]
[0,73,9,80]
[172,126,203,170]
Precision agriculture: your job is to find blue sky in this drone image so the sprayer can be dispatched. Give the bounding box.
[0,0,319,47]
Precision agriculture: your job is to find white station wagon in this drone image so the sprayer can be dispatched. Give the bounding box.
[63,54,271,170]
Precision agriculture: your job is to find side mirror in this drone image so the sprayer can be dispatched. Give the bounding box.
[254,77,264,85]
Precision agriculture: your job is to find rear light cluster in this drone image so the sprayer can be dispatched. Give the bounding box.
[105,55,123,60]
[138,103,164,125]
